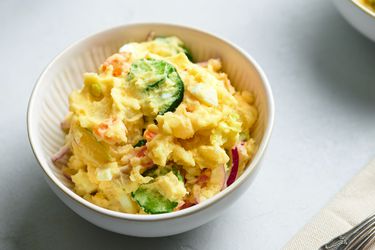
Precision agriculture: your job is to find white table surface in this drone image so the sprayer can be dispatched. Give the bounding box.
[1,0,375,249]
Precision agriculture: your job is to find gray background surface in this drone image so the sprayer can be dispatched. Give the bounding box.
[1,0,375,249]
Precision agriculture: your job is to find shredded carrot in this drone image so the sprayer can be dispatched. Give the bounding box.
[113,67,122,76]
[99,123,109,130]
[196,168,211,187]
[186,105,195,112]
[142,160,154,167]
[178,201,195,210]
[93,122,110,138]
[100,64,107,72]
[144,130,156,141]
[136,146,147,157]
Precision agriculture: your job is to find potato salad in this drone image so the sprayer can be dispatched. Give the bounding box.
[53,35,258,214]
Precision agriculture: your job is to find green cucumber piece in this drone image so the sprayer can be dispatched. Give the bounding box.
[142,165,184,183]
[134,139,147,148]
[131,186,178,214]
[182,46,193,62]
[172,166,184,182]
[127,58,184,115]
[142,165,158,178]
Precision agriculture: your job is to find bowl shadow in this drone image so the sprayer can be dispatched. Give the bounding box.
[7,172,218,250]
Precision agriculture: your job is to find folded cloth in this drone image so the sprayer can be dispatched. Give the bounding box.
[284,159,375,250]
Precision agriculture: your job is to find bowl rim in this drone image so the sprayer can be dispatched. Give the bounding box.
[27,22,275,222]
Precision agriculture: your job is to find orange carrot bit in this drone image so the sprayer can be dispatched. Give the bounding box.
[142,160,154,168]
[100,64,108,72]
[144,130,157,141]
[113,67,122,77]
[99,123,109,130]
[186,105,195,112]
[93,123,109,137]
[104,135,114,143]
[178,201,195,210]
[136,146,147,157]
[197,168,211,186]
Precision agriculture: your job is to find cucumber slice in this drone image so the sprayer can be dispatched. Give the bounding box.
[131,186,178,214]
[142,165,184,182]
[127,59,184,115]
[142,165,158,178]
[172,166,184,183]
[182,46,193,62]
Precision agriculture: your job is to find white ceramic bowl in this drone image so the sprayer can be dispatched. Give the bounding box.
[333,0,375,42]
[27,23,274,237]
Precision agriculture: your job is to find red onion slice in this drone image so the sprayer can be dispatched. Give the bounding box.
[60,120,70,131]
[226,147,239,187]
[211,164,225,191]
[52,144,70,163]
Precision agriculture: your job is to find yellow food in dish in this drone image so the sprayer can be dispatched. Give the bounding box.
[53,35,258,214]
[361,0,375,11]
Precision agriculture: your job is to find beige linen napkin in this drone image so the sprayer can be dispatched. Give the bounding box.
[284,159,375,250]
